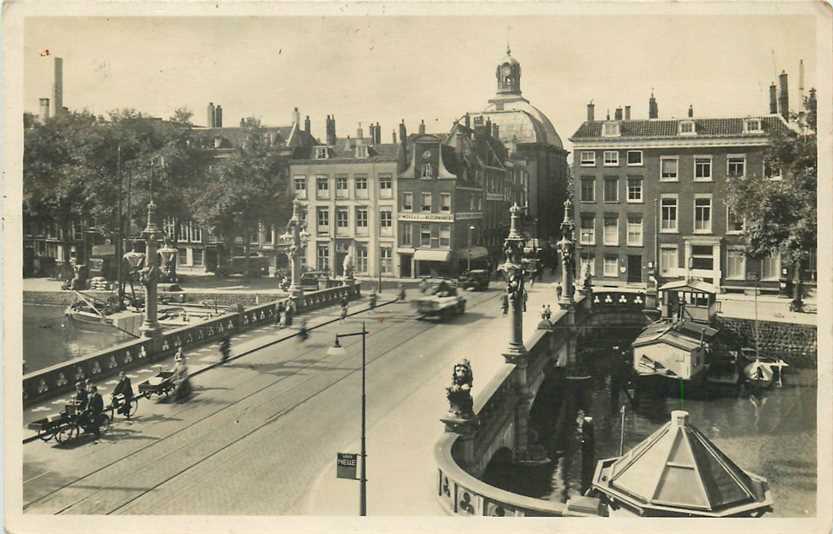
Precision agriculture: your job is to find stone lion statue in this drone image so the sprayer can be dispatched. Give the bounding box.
[446,358,474,419]
[342,251,354,277]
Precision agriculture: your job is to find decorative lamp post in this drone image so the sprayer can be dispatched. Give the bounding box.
[158,235,178,283]
[467,225,476,272]
[122,246,145,307]
[500,203,527,364]
[139,200,163,338]
[557,198,576,310]
[277,198,309,299]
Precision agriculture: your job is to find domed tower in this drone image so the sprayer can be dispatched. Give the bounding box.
[496,45,522,96]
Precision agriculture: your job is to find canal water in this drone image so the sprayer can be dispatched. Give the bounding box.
[23,304,135,374]
[484,333,818,518]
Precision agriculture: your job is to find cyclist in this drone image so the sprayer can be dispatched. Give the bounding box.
[297,318,309,342]
[111,371,134,418]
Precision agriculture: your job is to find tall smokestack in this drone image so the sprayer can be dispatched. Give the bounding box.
[215,105,223,128]
[778,70,789,120]
[624,105,631,120]
[39,98,50,122]
[207,102,216,128]
[587,101,595,121]
[52,57,64,117]
[649,91,659,119]
[769,83,778,114]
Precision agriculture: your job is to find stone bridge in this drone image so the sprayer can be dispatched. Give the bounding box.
[434,287,651,517]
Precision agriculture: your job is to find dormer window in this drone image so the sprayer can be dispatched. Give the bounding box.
[602,122,620,137]
[678,120,696,135]
[744,118,763,134]
[421,163,433,178]
[355,144,368,158]
[314,146,329,160]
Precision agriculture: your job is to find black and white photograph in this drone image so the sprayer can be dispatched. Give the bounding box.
[3,3,831,533]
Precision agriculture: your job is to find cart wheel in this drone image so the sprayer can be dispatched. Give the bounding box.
[128,398,139,418]
[98,414,111,434]
[38,428,54,442]
[55,424,77,445]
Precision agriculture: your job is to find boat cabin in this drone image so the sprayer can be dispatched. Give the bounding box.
[631,320,719,381]
[659,279,720,324]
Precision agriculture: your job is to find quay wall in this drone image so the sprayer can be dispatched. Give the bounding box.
[21,283,361,407]
[717,316,818,368]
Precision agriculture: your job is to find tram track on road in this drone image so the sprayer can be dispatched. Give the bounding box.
[26,290,503,514]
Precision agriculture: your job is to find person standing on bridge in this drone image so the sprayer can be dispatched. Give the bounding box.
[111,371,134,418]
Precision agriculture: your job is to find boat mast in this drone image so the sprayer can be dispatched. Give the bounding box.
[117,144,124,308]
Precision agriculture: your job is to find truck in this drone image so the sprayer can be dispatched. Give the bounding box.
[412,278,466,320]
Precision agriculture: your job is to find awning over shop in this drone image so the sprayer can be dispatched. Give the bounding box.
[414,250,451,262]
[457,246,489,261]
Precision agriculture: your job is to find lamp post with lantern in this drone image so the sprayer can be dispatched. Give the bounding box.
[277,198,310,299]
[138,199,163,338]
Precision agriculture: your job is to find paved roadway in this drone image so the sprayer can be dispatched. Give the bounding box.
[23,283,536,515]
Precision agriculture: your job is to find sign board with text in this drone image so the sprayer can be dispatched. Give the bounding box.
[336,452,358,480]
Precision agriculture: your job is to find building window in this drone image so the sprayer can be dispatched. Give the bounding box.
[177,222,189,242]
[603,215,618,246]
[603,256,618,277]
[727,206,744,234]
[726,249,746,280]
[379,174,393,199]
[691,245,714,271]
[660,157,678,181]
[579,253,595,276]
[315,146,329,159]
[317,244,330,271]
[727,156,746,178]
[177,247,188,266]
[420,224,431,247]
[694,156,712,181]
[661,195,678,233]
[439,224,451,247]
[580,177,595,202]
[356,144,368,158]
[579,216,595,245]
[317,208,329,233]
[627,214,643,246]
[355,175,368,199]
[381,247,392,274]
[627,177,642,202]
[191,224,202,243]
[477,196,483,210]
[402,192,413,212]
[660,246,677,275]
[761,253,780,280]
[421,192,432,212]
[627,151,643,166]
[316,176,329,199]
[401,222,413,246]
[744,118,762,133]
[293,176,307,199]
[421,163,433,178]
[356,245,368,273]
[604,177,618,202]
[580,151,596,166]
[694,195,712,233]
[380,208,392,235]
[336,207,349,229]
[192,248,204,266]
[356,207,368,233]
[336,175,349,199]
[602,123,620,137]
[441,193,451,212]
[764,159,782,181]
[678,120,696,135]
[603,151,619,166]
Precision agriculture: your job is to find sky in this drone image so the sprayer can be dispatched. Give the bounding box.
[24,15,817,155]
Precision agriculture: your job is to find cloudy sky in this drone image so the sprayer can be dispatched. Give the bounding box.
[24,15,816,153]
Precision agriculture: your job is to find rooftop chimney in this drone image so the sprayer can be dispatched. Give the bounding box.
[399,119,407,148]
[688,105,694,118]
[649,91,659,119]
[304,115,311,134]
[614,107,623,121]
[624,105,631,120]
[778,70,789,120]
[587,101,595,122]
[326,115,337,146]
[419,119,426,135]
[357,122,364,139]
[606,110,610,121]
[375,122,382,144]
[39,97,50,122]
[464,113,471,129]
[215,105,223,128]
[293,107,300,125]
[769,83,778,114]
[392,130,397,144]
[207,102,216,128]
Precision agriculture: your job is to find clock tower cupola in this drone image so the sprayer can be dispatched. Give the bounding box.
[496,44,522,96]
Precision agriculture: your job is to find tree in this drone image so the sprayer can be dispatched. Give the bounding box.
[170,107,194,126]
[726,92,817,311]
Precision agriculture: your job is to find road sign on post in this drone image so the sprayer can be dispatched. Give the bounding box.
[336,452,358,480]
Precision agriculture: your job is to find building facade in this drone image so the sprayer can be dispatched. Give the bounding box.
[290,119,400,279]
[468,47,570,244]
[570,95,790,293]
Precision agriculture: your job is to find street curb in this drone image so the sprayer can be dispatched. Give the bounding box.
[22,297,401,445]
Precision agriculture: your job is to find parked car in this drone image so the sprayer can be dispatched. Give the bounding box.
[458,269,490,291]
[299,271,328,291]
[412,278,466,320]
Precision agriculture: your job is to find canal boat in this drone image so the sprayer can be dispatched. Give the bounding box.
[64,292,123,333]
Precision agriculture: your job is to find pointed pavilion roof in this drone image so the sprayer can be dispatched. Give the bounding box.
[593,411,773,517]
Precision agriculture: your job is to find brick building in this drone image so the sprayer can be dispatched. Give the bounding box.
[569,91,793,293]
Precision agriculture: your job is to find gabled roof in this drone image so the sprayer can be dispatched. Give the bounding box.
[570,115,788,141]
[593,411,772,517]
[632,319,718,351]
[659,279,718,294]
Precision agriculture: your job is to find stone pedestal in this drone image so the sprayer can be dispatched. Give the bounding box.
[440,415,479,473]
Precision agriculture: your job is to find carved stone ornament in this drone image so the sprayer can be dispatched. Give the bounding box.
[446,358,475,419]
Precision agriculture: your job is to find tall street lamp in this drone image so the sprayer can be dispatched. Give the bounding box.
[139,199,163,337]
[277,198,309,299]
[500,203,527,363]
[467,225,476,272]
[326,322,369,516]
